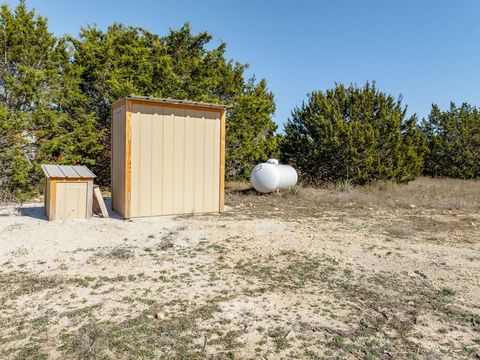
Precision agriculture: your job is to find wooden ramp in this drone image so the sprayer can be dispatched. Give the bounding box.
[93,185,109,218]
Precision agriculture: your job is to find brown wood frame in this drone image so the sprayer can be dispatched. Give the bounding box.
[125,100,133,219]
[112,98,226,219]
[219,109,226,212]
[44,177,49,218]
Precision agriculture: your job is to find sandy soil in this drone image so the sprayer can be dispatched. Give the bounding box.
[0,185,479,359]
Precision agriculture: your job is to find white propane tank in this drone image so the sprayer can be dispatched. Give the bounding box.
[250,159,298,193]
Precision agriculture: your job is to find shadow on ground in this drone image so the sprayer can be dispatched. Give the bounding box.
[99,197,123,220]
[13,197,123,221]
[19,206,48,220]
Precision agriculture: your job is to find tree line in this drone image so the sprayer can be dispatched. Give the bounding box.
[281,84,480,184]
[0,2,478,200]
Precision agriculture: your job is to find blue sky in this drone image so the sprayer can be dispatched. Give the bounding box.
[11,0,480,128]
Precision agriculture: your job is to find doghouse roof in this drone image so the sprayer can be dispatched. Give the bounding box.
[41,164,96,179]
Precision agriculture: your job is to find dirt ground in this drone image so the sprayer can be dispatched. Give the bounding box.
[0,177,479,359]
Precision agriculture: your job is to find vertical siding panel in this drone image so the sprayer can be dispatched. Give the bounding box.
[194,111,205,212]
[183,109,195,213]
[81,183,87,218]
[112,105,126,215]
[151,104,163,215]
[55,183,63,219]
[173,107,185,213]
[111,110,116,211]
[140,104,153,216]
[75,183,81,216]
[75,184,81,217]
[116,111,119,212]
[163,107,175,214]
[78,183,88,218]
[69,184,75,218]
[61,183,69,218]
[80,183,88,218]
[130,103,142,217]
[62,184,67,219]
[113,111,117,210]
[45,179,50,218]
[213,112,221,211]
[203,112,215,212]
[63,184,67,218]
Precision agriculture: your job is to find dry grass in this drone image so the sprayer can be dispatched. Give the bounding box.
[0,190,21,216]
[0,189,17,206]
[337,177,480,210]
[227,177,480,212]
[226,177,480,239]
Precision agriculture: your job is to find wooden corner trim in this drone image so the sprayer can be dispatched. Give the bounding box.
[219,109,226,212]
[125,99,132,219]
[111,98,127,110]
[86,180,94,219]
[49,179,57,221]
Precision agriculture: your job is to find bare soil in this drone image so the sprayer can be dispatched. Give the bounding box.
[0,177,479,359]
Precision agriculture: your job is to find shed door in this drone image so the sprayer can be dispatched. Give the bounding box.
[131,104,221,216]
[55,182,88,220]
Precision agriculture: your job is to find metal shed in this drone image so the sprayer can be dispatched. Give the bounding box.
[41,164,96,221]
[111,95,226,219]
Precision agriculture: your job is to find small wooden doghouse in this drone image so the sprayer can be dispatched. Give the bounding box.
[111,95,226,218]
[41,165,96,221]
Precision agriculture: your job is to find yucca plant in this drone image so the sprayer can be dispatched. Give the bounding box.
[338,179,354,192]
[289,184,302,196]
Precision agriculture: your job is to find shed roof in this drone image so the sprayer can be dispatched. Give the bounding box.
[41,164,96,179]
[112,94,228,110]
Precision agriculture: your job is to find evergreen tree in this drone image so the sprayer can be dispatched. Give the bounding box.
[281,82,426,184]
[226,79,278,179]
[0,1,102,197]
[0,106,30,199]
[0,1,61,198]
[70,23,277,183]
[422,103,480,179]
[36,39,104,170]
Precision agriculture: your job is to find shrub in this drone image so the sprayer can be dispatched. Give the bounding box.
[422,103,480,179]
[281,82,426,185]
